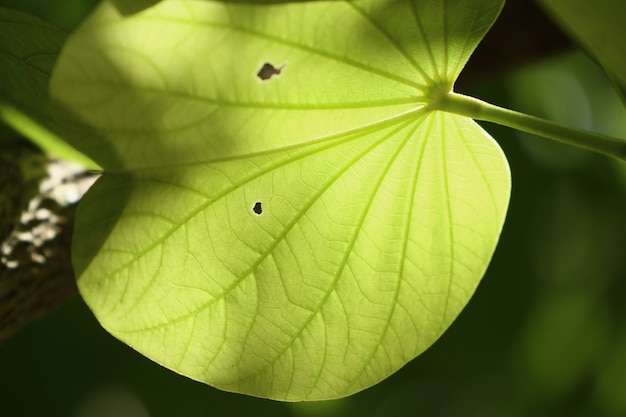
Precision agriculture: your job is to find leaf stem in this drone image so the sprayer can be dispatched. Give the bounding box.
[436,92,626,162]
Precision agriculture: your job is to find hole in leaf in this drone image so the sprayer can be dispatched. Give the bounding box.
[256,62,285,81]
[252,202,263,215]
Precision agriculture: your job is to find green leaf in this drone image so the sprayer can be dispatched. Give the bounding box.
[110,0,161,15]
[50,0,509,400]
[0,7,98,167]
[538,0,626,94]
[109,0,325,16]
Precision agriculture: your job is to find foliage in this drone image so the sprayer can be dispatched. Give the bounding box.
[50,0,510,400]
[1,0,625,407]
[0,8,96,167]
[538,0,626,96]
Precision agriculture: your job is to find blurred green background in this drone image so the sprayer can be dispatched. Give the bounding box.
[1,1,625,416]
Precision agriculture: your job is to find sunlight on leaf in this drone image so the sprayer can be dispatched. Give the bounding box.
[50,0,509,400]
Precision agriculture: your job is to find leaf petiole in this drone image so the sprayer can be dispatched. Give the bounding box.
[436,92,626,162]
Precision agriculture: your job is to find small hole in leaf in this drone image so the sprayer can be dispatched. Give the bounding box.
[257,62,285,81]
[253,202,263,215]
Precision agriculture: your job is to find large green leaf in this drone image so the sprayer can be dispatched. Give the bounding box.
[538,0,626,98]
[50,0,509,400]
[0,7,97,167]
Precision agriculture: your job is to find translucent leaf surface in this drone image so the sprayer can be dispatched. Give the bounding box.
[50,0,509,400]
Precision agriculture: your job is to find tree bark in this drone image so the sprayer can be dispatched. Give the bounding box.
[0,139,81,340]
